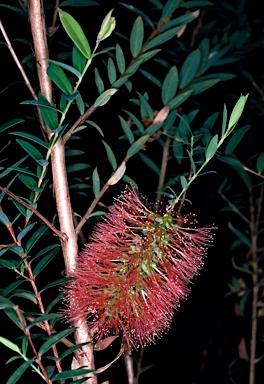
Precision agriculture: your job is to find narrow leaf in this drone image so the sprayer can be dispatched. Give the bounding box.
[107,58,117,84]
[179,49,201,89]
[92,167,100,197]
[52,368,94,381]
[33,247,60,277]
[102,141,117,170]
[48,58,82,78]
[167,90,193,109]
[126,135,149,158]
[116,44,126,74]
[47,63,74,94]
[17,223,36,241]
[94,68,104,94]
[144,27,181,51]
[119,116,134,144]
[162,66,178,104]
[58,9,91,58]
[205,134,218,161]
[9,132,48,149]
[0,119,24,134]
[130,16,144,57]
[72,44,86,73]
[6,359,34,384]
[26,313,62,330]
[138,152,160,175]
[256,153,264,175]
[16,139,43,161]
[94,88,118,107]
[39,328,76,356]
[162,0,181,20]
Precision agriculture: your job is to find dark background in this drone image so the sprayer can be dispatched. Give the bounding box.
[0,0,264,383]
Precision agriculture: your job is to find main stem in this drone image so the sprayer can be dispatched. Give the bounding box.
[28,1,96,382]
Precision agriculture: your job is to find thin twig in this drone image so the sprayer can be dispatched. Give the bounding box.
[124,349,135,384]
[52,0,60,28]
[14,306,52,384]
[156,136,171,208]
[135,347,144,383]
[63,105,97,143]
[0,186,67,241]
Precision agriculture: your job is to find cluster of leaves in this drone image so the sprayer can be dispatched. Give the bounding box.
[0,0,262,383]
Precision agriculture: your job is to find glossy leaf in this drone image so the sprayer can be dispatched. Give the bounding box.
[161,10,199,32]
[124,58,143,76]
[18,174,37,190]
[228,223,252,248]
[111,74,130,89]
[0,296,22,329]
[60,342,91,360]
[257,153,264,175]
[94,68,104,94]
[130,16,144,57]
[52,368,94,381]
[225,125,250,155]
[46,293,65,314]
[86,120,104,136]
[38,93,59,130]
[162,0,181,20]
[107,58,117,84]
[119,115,134,144]
[167,90,193,109]
[138,152,160,175]
[126,135,149,158]
[221,104,227,138]
[162,66,179,104]
[92,167,100,197]
[102,141,117,170]
[0,211,10,225]
[144,27,181,51]
[58,9,91,58]
[17,222,36,241]
[137,92,154,120]
[48,58,82,78]
[206,134,218,161]
[227,94,249,133]
[122,110,144,133]
[179,49,201,89]
[119,3,154,28]
[9,132,48,149]
[187,78,220,95]
[0,119,24,134]
[66,163,90,173]
[60,0,99,7]
[40,277,75,293]
[0,336,20,353]
[6,359,34,384]
[39,328,76,356]
[139,69,162,87]
[139,49,161,63]
[47,63,73,94]
[116,44,126,74]
[180,175,188,189]
[10,290,37,304]
[33,247,60,277]
[26,313,62,330]
[181,1,213,7]
[72,44,86,73]
[1,280,28,297]
[94,88,118,107]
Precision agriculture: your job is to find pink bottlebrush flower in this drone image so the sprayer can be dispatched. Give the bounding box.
[64,187,215,349]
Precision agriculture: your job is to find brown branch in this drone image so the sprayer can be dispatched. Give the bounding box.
[52,0,60,28]
[28,1,96,382]
[14,306,52,384]
[63,105,97,143]
[0,186,67,241]
[124,349,136,384]
[156,136,171,208]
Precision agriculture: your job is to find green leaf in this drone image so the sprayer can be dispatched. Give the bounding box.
[186,78,220,95]
[144,122,163,136]
[94,88,118,107]
[76,93,85,115]
[72,45,86,73]
[1,280,28,297]
[107,58,117,84]
[48,59,82,78]
[0,296,22,329]
[0,4,27,18]
[138,152,160,175]
[205,134,218,161]
[180,175,188,189]
[94,68,104,94]
[162,66,179,104]
[92,167,100,197]
[119,116,134,144]
[137,92,154,120]
[123,110,144,133]
[33,247,60,277]
[60,0,99,6]
[187,149,196,174]
[139,69,162,87]
[102,141,117,170]
[25,226,48,254]
[167,90,193,109]
[0,211,10,225]
[0,336,20,353]
[66,163,90,173]
[162,0,181,20]
[139,49,161,63]
[126,135,149,158]
[130,16,144,57]
[17,222,36,241]
[47,63,73,94]
[256,153,264,174]
[112,75,130,89]
[161,10,199,32]
[0,155,28,179]
[225,125,250,155]
[60,342,91,360]
[181,1,213,7]
[179,49,201,89]
[26,313,62,331]
[86,120,104,136]
[221,104,227,138]
[116,44,126,74]
[46,293,65,314]
[124,58,143,76]
[173,140,183,164]
[52,368,95,381]
[119,3,154,28]
[38,93,59,130]
[10,290,37,304]
[39,328,76,356]
[229,223,252,248]
[58,9,91,58]
[40,277,74,293]
[144,27,181,51]
[18,174,37,190]
[227,94,249,133]
[0,119,24,134]
[9,132,48,149]
[6,360,34,384]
